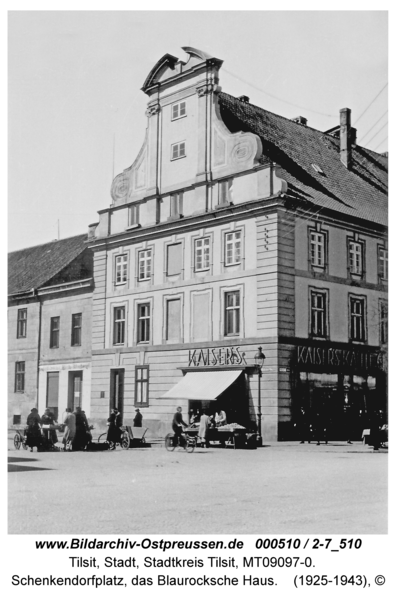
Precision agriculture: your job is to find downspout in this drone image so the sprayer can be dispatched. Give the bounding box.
[35,289,42,411]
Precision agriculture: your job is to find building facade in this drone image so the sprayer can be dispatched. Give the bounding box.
[8,235,93,426]
[87,47,387,440]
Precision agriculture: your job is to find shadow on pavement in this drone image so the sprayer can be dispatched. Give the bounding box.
[8,463,52,473]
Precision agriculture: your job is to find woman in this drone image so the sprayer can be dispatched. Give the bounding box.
[107,407,121,446]
[62,408,76,451]
[198,411,211,448]
[25,408,42,452]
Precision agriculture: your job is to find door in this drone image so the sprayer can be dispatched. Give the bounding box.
[68,371,83,411]
[110,369,124,419]
[46,372,59,421]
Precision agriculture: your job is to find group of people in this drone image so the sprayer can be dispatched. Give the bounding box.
[172,406,227,448]
[25,406,92,452]
[296,405,387,449]
[106,407,143,445]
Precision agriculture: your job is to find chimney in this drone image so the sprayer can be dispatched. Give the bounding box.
[292,116,308,125]
[238,95,250,103]
[340,108,356,169]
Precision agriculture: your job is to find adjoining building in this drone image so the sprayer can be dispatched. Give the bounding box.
[8,235,93,426]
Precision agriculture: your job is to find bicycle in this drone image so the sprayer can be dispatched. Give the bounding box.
[165,431,196,453]
[14,429,27,450]
[98,427,129,450]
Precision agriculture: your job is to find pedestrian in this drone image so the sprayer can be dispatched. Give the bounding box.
[73,406,89,450]
[133,408,143,428]
[198,410,211,448]
[107,407,122,445]
[343,398,353,444]
[41,407,58,447]
[25,407,42,452]
[215,407,227,426]
[62,408,76,451]
[370,409,381,451]
[297,407,311,444]
[172,406,188,447]
[314,408,327,445]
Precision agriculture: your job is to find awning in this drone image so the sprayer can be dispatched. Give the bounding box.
[162,370,243,401]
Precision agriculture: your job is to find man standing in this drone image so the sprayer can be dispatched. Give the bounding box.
[172,406,188,447]
[133,409,143,428]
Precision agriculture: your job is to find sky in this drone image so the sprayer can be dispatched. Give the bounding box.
[8,10,388,252]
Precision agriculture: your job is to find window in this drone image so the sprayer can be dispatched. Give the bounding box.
[171,142,186,160]
[378,247,388,281]
[225,231,241,266]
[137,303,150,343]
[166,298,181,341]
[170,192,183,219]
[225,291,240,336]
[113,306,126,345]
[310,231,326,268]
[71,313,82,346]
[15,362,25,393]
[17,308,27,338]
[115,254,128,285]
[379,301,388,345]
[310,291,327,337]
[350,297,366,342]
[50,317,60,348]
[194,237,210,271]
[135,366,149,406]
[46,372,59,421]
[167,243,182,276]
[171,101,186,120]
[218,180,232,206]
[138,249,152,281]
[348,240,363,276]
[128,205,139,227]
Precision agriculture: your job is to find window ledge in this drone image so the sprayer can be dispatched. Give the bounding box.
[215,202,233,210]
[126,224,141,231]
[167,215,184,222]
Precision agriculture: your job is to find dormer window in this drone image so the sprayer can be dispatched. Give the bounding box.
[171,101,186,120]
[171,142,186,160]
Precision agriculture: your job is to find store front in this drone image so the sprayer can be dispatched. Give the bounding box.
[291,342,386,440]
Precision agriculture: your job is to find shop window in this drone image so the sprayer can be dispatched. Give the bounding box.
[50,317,60,349]
[194,237,210,271]
[169,193,183,220]
[310,290,327,337]
[348,240,364,276]
[166,298,181,341]
[379,300,388,345]
[171,141,186,160]
[224,231,242,266]
[166,243,182,276]
[128,205,139,227]
[115,254,128,285]
[224,291,240,336]
[135,366,149,406]
[15,361,25,393]
[138,249,152,281]
[113,306,126,345]
[218,179,233,207]
[17,308,27,339]
[378,247,388,281]
[171,101,186,120]
[309,229,327,269]
[71,313,82,346]
[350,296,366,342]
[137,303,150,343]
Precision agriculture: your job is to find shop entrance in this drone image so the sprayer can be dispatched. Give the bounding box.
[68,371,83,411]
[296,372,373,440]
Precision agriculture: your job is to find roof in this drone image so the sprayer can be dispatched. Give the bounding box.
[218,93,388,227]
[8,234,89,296]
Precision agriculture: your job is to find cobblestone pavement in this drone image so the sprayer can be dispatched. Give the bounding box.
[8,436,387,535]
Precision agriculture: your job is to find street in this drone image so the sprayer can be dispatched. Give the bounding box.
[8,439,387,535]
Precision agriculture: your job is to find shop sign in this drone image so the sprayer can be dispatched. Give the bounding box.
[188,346,247,367]
[297,345,383,371]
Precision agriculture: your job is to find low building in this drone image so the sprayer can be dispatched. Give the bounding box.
[8,235,93,426]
